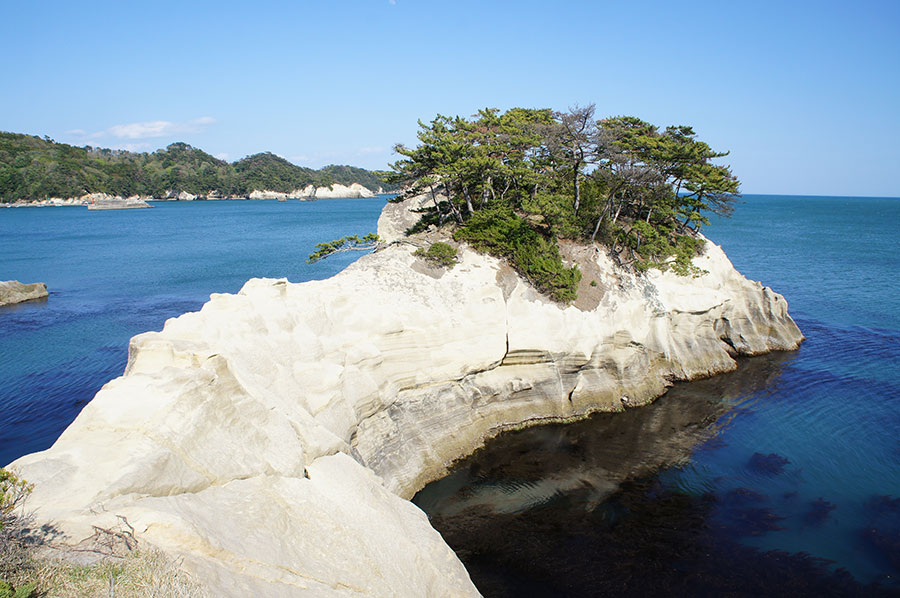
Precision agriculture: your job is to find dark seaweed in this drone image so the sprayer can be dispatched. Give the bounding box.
[803,498,837,527]
[747,452,791,475]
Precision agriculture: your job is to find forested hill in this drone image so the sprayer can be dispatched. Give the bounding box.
[0,132,392,201]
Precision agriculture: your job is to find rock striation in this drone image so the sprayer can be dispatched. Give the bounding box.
[0,281,48,307]
[9,193,802,596]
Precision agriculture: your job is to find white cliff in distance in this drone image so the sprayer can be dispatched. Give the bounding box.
[9,193,802,597]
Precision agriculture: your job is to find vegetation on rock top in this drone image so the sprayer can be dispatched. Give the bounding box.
[386,105,739,299]
[414,241,458,268]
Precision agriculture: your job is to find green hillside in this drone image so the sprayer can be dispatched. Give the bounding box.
[0,132,393,201]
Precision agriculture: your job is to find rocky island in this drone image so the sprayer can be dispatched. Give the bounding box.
[6,108,803,596]
[8,194,800,596]
[0,281,48,307]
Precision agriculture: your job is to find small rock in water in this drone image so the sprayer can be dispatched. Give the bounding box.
[0,280,49,307]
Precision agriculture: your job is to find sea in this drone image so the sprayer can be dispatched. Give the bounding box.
[2,195,899,595]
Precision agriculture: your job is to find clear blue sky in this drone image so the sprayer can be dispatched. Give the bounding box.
[2,0,898,196]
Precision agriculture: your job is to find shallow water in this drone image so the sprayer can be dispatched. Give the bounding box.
[0,198,386,465]
[414,195,900,595]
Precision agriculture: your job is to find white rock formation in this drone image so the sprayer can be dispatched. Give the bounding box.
[86,195,153,210]
[315,183,375,199]
[9,193,802,596]
[296,184,317,198]
[0,281,48,306]
[249,189,289,201]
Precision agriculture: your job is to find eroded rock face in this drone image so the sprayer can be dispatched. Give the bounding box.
[9,194,802,596]
[0,281,48,306]
[314,183,376,199]
[248,189,289,200]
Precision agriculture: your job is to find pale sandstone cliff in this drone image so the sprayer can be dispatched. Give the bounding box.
[9,193,801,596]
[313,183,376,199]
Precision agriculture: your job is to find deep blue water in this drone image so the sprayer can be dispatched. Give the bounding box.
[413,195,900,595]
[2,195,899,594]
[0,198,386,466]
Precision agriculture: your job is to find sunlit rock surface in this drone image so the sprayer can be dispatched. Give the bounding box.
[0,280,49,306]
[10,193,802,596]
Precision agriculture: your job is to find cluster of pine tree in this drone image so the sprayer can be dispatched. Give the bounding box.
[0,133,390,201]
[388,105,740,300]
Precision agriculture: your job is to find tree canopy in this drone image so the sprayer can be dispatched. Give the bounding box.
[388,105,740,299]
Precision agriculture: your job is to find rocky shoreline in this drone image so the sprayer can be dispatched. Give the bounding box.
[8,193,802,596]
[2,183,381,207]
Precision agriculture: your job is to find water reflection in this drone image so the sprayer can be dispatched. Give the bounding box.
[414,352,895,596]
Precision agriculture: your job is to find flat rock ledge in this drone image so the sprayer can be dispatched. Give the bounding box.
[9,195,802,597]
[0,280,48,307]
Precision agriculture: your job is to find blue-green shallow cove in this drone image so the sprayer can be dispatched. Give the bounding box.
[413,195,900,596]
[0,198,386,466]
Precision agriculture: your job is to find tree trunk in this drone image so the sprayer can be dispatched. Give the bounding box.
[429,184,445,225]
[444,182,464,223]
[591,214,603,242]
[461,182,474,215]
[573,160,582,215]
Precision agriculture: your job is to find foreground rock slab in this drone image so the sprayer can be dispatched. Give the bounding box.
[10,194,802,596]
[0,280,48,306]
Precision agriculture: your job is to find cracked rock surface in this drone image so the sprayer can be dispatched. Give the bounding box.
[10,194,802,597]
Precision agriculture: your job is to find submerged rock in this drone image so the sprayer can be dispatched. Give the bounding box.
[0,280,48,306]
[9,193,803,596]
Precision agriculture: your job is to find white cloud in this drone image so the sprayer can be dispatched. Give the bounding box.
[215,152,229,160]
[86,116,216,140]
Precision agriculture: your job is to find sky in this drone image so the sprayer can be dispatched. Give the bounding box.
[2,0,898,196]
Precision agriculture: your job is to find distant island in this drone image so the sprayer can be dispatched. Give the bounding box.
[0,132,396,203]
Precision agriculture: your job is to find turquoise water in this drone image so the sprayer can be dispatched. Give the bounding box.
[3,195,899,594]
[0,198,386,465]
[413,195,900,595]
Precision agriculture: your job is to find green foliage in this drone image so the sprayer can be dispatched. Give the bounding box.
[0,469,34,595]
[0,469,31,525]
[307,233,379,263]
[387,106,738,293]
[0,133,386,201]
[320,164,398,193]
[626,223,707,277]
[414,242,458,268]
[0,579,34,598]
[455,207,581,303]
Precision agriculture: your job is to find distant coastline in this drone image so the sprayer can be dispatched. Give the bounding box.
[3,184,392,208]
[0,132,398,204]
